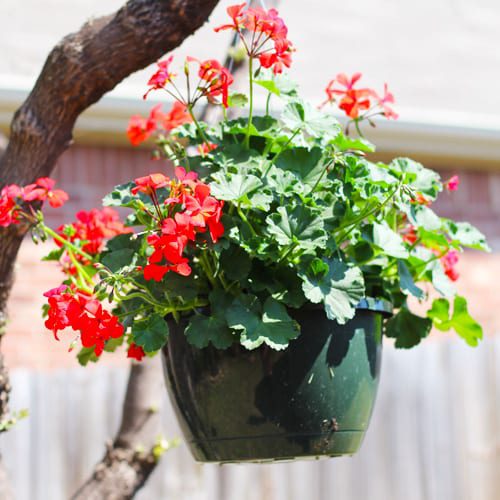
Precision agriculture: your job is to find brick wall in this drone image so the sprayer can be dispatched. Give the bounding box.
[4,145,500,369]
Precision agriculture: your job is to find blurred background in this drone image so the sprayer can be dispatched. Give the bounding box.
[0,1,499,499]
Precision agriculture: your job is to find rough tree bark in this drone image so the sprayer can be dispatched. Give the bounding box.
[0,0,219,497]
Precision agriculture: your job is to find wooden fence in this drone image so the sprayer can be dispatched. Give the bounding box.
[1,337,498,500]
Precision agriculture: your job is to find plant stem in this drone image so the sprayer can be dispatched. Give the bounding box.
[307,159,335,196]
[265,92,272,116]
[42,224,94,262]
[335,182,402,243]
[187,105,210,147]
[244,56,254,149]
[278,242,298,263]
[262,128,301,176]
[197,253,218,288]
[237,204,257,236]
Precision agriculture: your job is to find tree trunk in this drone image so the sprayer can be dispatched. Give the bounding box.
[0,0,219,496]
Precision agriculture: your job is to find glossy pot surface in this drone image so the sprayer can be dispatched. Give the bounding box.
[162,301,389,463]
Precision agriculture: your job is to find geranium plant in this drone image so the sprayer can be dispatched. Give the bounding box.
[1,3,488,365]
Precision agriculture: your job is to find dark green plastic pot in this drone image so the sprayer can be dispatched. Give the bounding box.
[161,299,391,463]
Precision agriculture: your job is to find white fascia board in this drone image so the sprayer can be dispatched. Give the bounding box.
[1,75,500,167]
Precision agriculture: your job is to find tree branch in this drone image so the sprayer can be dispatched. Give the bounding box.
[0,0,219,496]
[71,359,165,499]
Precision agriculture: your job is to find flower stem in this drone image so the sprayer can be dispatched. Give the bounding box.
[42,224,94,262]
[244,56,255,148]
[197,253,218,288]
[237,204,257,236]
[187,105,210,147]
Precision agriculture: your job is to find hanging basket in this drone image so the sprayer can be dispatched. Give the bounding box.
[162,299,391,463]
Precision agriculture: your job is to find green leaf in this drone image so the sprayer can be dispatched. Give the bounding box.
[369,222,409,259]
[405,205,442,231]
[220,246,252,281]
[255,79,281,96]
[103,182,141,208]
[333,134,375,153]
[275,147,325,186]
[161,272,200,302]
[271,72,299,96]
[77,347,99,366]
[42,248,64,262]
[397,260,425,299]
[185,315,235,349]
[226,296,299,351]
[427,298,450,329]
[391,158,441,198]
[427,296,483,346]
[227,92,248,108]
[225,294,261,335]
[132,314,169,352]
[445,221,490,251]
[301,259,365,324]
[386,308,432,348]
[210,172,262,202]
[418,228,450,250]
[101,248,136,272]
[282,100,341,139]
[104,335,125,353]
[100,234,141,272]
[185,289,235,349]
[429,261,456,297]
[266,205,326,251]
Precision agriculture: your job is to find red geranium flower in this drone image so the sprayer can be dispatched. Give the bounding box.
[44,286,125,357]
[23,177,69,208]
[445,175,460,192]
[126,104,163,146]
[132,173,170,196]
[371,83,398,120]
[198,59,234,108]
[0,184,21,227]
[144,56,176,99]
[56,208,131,258]
[402,225,418,245]
[127,343,146,361]
[162,102,192,131]
[441,250,460,282]
[214,3,246,32]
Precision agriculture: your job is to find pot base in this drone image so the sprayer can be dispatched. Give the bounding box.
[188,431,364,463]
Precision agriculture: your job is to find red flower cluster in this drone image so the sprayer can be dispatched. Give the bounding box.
[44,285,124,356]
[322,73,398,120]
[402,225,418,245]
[0,185,21,227]
[133,167,224,282]
[127,343,146,361]
[0,177,68,227]
[126,102,192,146]
[197,59,234,107]
[144,55,235,109]
[441,250,460,282]
[23,177,69,208]
[132,173,170,196]
[144,56,176,99]
[57,208,132,257]
[215,3,293,74]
